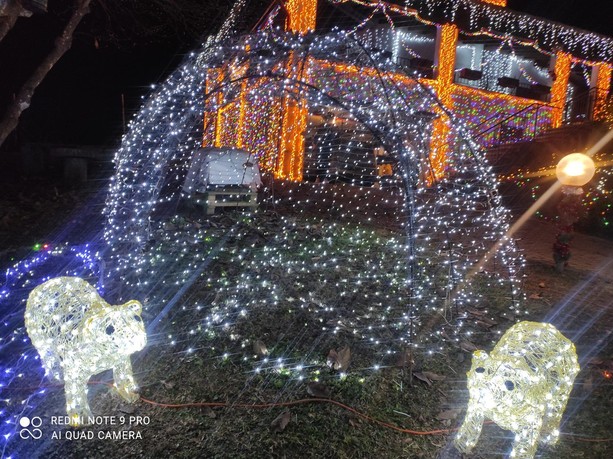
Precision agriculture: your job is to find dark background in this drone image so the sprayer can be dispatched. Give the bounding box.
[0,0,610,150]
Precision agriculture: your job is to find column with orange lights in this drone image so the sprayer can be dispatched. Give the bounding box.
[285,0,317,35]
[592,63,612,121]
[203,68,224,147]
[479,0,507,6]
[429,23,458,181]
[274,0,317,181]
[549,52,572,128]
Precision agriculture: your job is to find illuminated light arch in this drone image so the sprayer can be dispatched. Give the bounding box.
[103,30,524,331]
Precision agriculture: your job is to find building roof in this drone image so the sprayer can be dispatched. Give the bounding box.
[341,0,613,64]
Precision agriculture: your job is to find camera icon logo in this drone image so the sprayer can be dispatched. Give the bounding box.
[19,416,43,440]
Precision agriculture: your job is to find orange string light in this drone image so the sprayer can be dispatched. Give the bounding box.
[480,0,507,6]
[285,0,317,34]
[550,52,572,128]
[429,24,459,181]
[593,64,612,121]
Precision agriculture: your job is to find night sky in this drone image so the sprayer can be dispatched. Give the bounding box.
[508,0,611,36]
[0,0,610,150]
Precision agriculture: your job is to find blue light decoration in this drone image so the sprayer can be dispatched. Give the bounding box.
[0,244,102,457]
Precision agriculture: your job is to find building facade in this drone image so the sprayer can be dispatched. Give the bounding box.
[201,0,613,182]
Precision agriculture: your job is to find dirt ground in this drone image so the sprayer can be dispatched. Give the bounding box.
[516,217,613,282]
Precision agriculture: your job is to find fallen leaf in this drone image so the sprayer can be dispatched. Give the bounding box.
[460,341,478,352]
[436,409,459,420]
[413,372,432,386]
[336,346,351,372]
[481,317,498,327]
[327,349,338,369]
[327,346,351,371]
[253,339,268,357]
[307,381,331,398]
[440,330,452,341]
[271,410,291,433]
[538,282,546,288]
[119,404,136,414]
[422,371,446,381]
[529,293,542,299]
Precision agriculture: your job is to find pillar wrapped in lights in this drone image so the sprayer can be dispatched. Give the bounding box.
[553,152,596,271]
[455,321,580,459]
[25,277,147,426]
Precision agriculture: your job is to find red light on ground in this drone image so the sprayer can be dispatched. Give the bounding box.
[603,370,612,379]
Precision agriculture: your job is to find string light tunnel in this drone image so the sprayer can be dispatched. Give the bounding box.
[103,26,525,351]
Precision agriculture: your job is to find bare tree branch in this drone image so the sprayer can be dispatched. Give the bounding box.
[0,0,92,149]
[0,0,271,150]
[0,13,19,42]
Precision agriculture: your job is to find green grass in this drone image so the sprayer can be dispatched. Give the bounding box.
[32,210,613,458]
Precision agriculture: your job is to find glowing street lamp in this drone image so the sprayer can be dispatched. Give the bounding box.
[556,152,596,187]
[552,152,596,272]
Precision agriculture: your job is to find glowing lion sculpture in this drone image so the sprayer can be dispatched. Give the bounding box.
[25,277,147,426]
[455,321,579,459]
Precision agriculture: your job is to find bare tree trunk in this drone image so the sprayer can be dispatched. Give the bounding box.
[0,0,92,150]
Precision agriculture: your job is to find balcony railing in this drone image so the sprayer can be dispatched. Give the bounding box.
[453,72,551,103]
[473,103,552,149]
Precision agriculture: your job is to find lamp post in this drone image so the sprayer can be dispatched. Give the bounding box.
[553,153,596,272]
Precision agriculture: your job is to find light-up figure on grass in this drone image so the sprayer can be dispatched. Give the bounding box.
[25,277,147,426]
[455,321,579,459]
